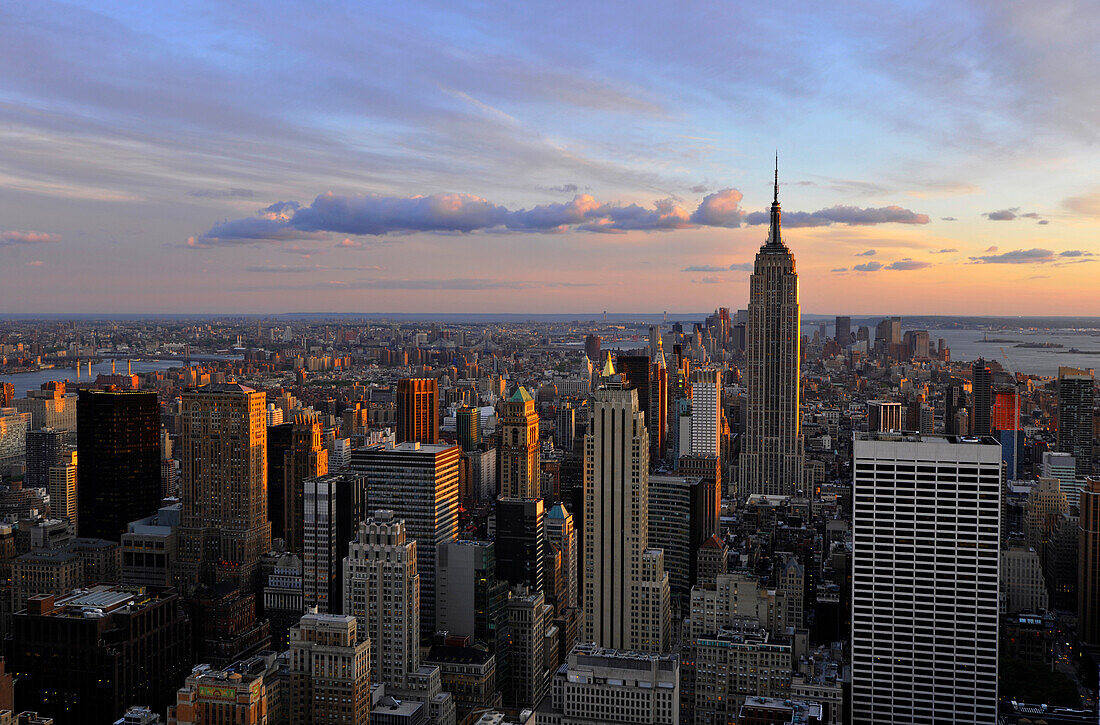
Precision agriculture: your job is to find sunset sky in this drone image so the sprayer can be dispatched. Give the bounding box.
[1,1,1098,315]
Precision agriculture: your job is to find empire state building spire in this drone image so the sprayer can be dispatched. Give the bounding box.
[767,153,783,248]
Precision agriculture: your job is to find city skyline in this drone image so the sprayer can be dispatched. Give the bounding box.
[1,1,1099,315]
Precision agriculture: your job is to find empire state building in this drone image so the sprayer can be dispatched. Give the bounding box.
[739,163,804,496]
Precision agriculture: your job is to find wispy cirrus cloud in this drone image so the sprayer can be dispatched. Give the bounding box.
[682,261,754,273]
[856,249,876,256]
[190,190,930,246]
[969,248,1054,264]
[931,248,957,253]
[1064,191,1100,218]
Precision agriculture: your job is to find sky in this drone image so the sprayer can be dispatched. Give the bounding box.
[0,0,1098,316]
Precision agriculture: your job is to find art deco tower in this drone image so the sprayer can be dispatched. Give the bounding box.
[740,162,804,496]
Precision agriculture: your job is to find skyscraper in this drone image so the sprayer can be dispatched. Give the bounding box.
[351,441,460,638]
[343,511,418,690]
[495,496,545,594]
[582,381,670,653]
[1078,477,1100,647]
[176,383,271,592]
[971,359,993,437]
[396,377,440,445]
[268,412,329,551]
[740,169,804,496]
[48,450,78,533]
[1058,367,1095,479]
[289,613,371,724]
[688,369,721,457]
[456,405,481,451]
[500,387,540,498]
[544,503,577,612]
[834,316,851,346]
[76,389,161,542]
[851,432,1001,724]
[25,428,66,490]
[555,401,576,451]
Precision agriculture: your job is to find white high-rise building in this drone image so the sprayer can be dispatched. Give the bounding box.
[343,511,419,690]
[582,375,670,653]
[851,432,1001,725]
[689,369,721,457]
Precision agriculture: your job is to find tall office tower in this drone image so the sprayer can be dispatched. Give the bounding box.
[1043,451,1081,509]
[1058,367,1095,479]
[583,382,670,653]
[351,442,460,639]
[176,384,271,592]
[618,354,651,422]
[971,359,993,436]
[500,387,540,498]
[650,357,668,462]
[740,171,804,497]
[1078,478,1100,646]
[875,316,902,346]
[866,400,904,432]
[584,334,601,363]
[545,503,578,611]
[944,383,966,435]
[834,316,851,346]
[25,428,65,489]
[555,401,576,451]
[649,474,719,613]
[436,539,510,649]
[506,589,554,709]
[289,612,371,725]
[688,369,721,456]
[851,433,1001,724]
[456,405,481,451]
[267,413,328,551]
[302,475,339,613]
[48,450,78,532]
[76,389,160,542]
[396,377,440,444]
[343,511,419,690]
[495,497,545,594]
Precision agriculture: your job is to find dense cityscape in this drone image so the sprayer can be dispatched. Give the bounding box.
[0,175,1095,725]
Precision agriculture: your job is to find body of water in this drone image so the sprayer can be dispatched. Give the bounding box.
[0,356,240,392]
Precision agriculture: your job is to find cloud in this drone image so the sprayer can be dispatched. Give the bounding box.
[689,184,709,194]
[336,238,362,248]
[856,249,876,256]
[548,184,579,194]
[191,190,930,246]
[696,276,722,284]
[831,267,848,273]
[690,189,745,227]
[187,188,255,199]
[885,259,932,270]
[744,205,929,227]
[1059,250,1094,258]
[246,264,327,273]
[940,217,957,221]
[984,246,999,252]
[682,261,754,273]
[853,261,883,272]
[1064,191,1100,218]
[25,260,44,267]
[0,230,61,246]
[969,248,1055,264]
[931,248,958,253]
[984,208,1019,221]
[1037,219,1050,225]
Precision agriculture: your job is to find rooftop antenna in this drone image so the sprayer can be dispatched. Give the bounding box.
[774,150,779,203]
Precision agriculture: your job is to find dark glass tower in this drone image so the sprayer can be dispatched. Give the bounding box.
[971,359,993,437]
[77,389,160,541]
